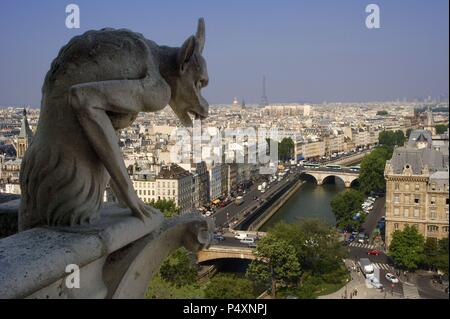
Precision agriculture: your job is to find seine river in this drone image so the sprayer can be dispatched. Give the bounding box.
[260,178,346,230]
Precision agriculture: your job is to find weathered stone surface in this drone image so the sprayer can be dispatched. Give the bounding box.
[0,197,19,238]
[0,202,212,299]
[19,18,209,230]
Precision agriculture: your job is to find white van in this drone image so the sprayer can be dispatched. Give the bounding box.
[240,237,255,245]
[234,233,247,240]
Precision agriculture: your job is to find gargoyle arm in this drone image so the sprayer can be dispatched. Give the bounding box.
[69,75,170,220]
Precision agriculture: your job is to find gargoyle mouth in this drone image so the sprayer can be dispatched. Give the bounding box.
[188,108,208,121]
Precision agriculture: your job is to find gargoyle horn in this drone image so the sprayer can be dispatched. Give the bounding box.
[196,17,205,53]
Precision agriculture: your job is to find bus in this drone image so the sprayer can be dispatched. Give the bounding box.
[325,164,342,170]
[304,163,321,169]
[349,165,360,172]
[235,196,244,206]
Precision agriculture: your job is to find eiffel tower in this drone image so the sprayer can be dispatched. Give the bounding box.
[260,75,269,107]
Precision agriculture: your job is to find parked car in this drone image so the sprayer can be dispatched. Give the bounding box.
[213,234,225,242]
[367,249,383,256]
[348,235,356,242]
[240,237,256,245]
[385,273,399,284]
[369,277,383,289]
[358,233,366,243]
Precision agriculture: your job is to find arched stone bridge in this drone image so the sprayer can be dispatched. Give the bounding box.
[198,245,256,263]
[301,168,359,188]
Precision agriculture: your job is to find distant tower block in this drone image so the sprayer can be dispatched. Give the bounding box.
[260,75,269,107]
[16,108,33,158]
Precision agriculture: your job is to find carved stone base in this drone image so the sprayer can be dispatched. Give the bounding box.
[0,202,213,299]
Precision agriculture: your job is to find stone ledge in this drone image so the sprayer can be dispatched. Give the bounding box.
[0,200,212,299]
[0,197,20,238]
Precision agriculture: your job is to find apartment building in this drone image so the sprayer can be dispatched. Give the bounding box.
[132,164,193,214]
[384,131,449,247]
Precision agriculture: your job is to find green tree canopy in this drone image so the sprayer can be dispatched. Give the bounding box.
[279,137,295,161]
[379,130,406,148]
[159,248,197,287]
[246,235,301,298]
[266,137,295,161]
[205,274,255,299]
[358,145,393,194]
[422,237,449,274]
[376,110,389,116]
[270,220,347,275]
[330,189,364,231]
[150,198,180,218]
[435,124,449,135]
[388,225,425,271]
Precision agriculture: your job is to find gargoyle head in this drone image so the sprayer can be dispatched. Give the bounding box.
[169,18,209,127]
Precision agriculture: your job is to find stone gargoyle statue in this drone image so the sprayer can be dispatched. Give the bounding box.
[19,18,209,231]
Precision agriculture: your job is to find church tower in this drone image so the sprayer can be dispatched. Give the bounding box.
[424,105,436,136]
[16,109,33,158]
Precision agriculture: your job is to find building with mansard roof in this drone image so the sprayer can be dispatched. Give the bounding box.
[384,129,449,247]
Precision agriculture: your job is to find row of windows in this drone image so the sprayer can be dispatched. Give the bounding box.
[394,182,422,192]
[133,179,192,189]
[393,194,449,206]
[393,224,449,233]
[394,182,450,194]
[138,189,177,196]
[134,181,177,188]
[393,207,449,220]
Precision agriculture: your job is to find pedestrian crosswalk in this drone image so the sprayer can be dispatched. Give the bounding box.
[349,242,378,250]
[372,263,391,270]
[402,283,420,299]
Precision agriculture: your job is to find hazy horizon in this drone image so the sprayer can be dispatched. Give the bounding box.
[0,0,448,107]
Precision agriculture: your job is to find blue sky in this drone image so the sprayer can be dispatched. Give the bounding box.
[0,0,448,106]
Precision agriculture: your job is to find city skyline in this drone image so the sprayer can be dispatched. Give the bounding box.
[0,0,449,107]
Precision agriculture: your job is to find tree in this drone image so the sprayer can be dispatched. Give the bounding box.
[266,137,295,161]
[358,145,393,194]
[246,235,301,298]
[435,124,449,135]
[330,189,364,231]
[159,248,197,287]
[279,138,295,161]
[422,237,439,270]
[423,237,449,274]
[388,225,425,271]
[379,130,405,148]
[150,198,180,218]
[205,274,255,299]
[376,110,389,116]
[270,220,348,275]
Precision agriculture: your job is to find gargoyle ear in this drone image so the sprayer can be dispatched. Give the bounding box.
[196,17,205,53]
[178,35,196,73]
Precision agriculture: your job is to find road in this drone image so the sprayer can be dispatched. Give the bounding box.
[415,273,449,299]
[212,169,300,228]
[360,196,386,238]
[347,243,403,295]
